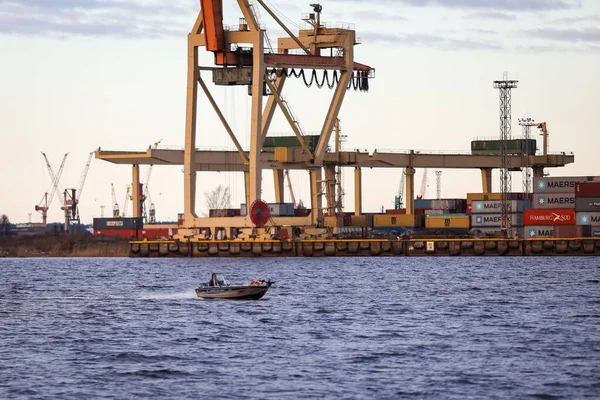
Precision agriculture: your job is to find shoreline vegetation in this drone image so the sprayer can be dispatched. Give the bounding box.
[0,233,130,257]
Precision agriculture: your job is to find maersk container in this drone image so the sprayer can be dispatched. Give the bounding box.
[576,212,600,226]
[575,197,600,212]
[471,213,524,227]
[471,139,537,156]
[533,193,575,209]
[470,227,522,238]
[425,215,470,229]
[533,176,591,193]
[93,217,143,230]
[471,200,529,214]
[524,226,555,239]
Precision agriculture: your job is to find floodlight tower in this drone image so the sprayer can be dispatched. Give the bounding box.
[435,171,442,200]
[493,73,518,238]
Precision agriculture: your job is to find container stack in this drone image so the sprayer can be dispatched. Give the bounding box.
[524,176,598,238]
[469,199,527,238]
[575,182,600,237]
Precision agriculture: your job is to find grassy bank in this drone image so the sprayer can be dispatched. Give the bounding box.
[0,233,130,257]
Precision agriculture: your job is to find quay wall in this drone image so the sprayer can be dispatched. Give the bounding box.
[129,238,600,257]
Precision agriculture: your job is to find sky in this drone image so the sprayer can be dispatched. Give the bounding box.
[1,0,599,224]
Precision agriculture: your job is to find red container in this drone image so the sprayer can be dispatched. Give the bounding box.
[575,182,600,198]
[524,209,576,226]
[554,225,587,238]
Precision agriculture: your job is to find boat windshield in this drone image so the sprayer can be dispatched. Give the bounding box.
[211,273,228,286]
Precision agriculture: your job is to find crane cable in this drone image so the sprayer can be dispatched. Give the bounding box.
[267,68,369,92]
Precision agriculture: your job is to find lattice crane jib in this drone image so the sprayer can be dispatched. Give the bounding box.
[494,76,518,238]
[183,1,375,229]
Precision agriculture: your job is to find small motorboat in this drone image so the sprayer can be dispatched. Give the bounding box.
[195,273,274,300]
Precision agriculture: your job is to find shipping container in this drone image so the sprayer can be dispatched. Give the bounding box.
[385,209,407,214]
[93,217,143,230]
[430,199,466,211]
[471,213,524,227]
[94,229,138,238]
[533,193,575,209]
[414,199,432,209]
[524,209,576,226]
[374,214,418,228]
[425,215,470,229]
[470,227,522,238]
[553,225,590,238]
[424,209,450,215]
[525,226,555,239]
[471,139,537,155]
[575,197,600,212]
[592,228,600,237]
[575,182,600,198]
[533,176,591,193]
[262,135,320,151]
[576,212,600,226]
[467,193,502,204]
[208,209,239,218]
[294,208,311,217]
[267,203,295,217]
[471,200,529,213]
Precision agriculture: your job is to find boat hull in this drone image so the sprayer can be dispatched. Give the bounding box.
[195,285,270,300]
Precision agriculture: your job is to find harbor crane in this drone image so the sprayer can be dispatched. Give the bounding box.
[417,169,429,200]
[122,185,131,217]
[394,170,406,209]
[61,151,94,229]
[111,183,120,218]
[35,152,68,225]
[284,169,296,207]
[142,165,156,223]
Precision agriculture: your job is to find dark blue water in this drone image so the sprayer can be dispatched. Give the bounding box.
[1,257,599,399]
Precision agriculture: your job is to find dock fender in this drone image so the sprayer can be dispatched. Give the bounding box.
[543,240,555,250]
[208,243,219,256]
[302,242,313,256]
[348,242,359,254]
[139,243,149,257]
[218,243,229,252]
[336,241,347,252]
[473,241,485,256]
[461,241,474,249]
[568,240,582,252]
[252,243,263,256]
[413,241,425,250]
[484,241,497,250]
[197,242,209,252]
[530,241,544,254]
[229,243,240,255]
[272,242,282,254]
[583,241,595,254]
[130,243,140,253]
[314,242,324,252]
[436,241,448,250]
[370,241,381,256]
[168,243,179,252]
[381,241,391,252]
[324,242,336,256]
[262,242,273,252]
[496,241,508,256]
[555,241,568,254]
[281,241,293,252]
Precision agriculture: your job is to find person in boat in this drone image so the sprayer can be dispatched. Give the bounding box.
[208,273,227,287]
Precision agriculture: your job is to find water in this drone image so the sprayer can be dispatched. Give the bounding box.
[1,257,599,399]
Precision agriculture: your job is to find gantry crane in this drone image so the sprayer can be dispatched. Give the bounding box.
[394,170,406,209]
[182,0,374,232]
[35,152,68,225]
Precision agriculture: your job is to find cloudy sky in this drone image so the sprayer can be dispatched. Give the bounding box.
[2,0,599,224]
